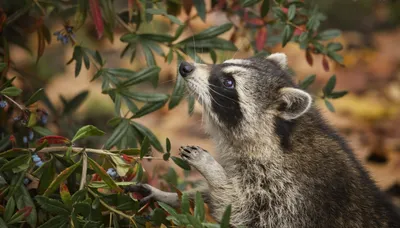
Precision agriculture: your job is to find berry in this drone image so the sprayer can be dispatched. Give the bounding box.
[32,155,41,163]
[23,136,28,144]
[53,31,61,36]
[0,100,7,108]
[23,178,30,185]
[28,131,34,140]
[61,36,69,44]
[41,114,48,124]
[66,26,73,33]
[36,161,44,167]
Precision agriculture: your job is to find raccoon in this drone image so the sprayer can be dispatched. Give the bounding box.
[126,53,400,227]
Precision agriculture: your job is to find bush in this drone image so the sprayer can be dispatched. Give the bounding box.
[0,0,346,227]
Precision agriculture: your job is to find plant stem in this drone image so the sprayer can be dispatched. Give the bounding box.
[3,95,25,110]
[116,15,134,33]
[79,152,88,190]
[32,146,164,160]
[87,188,136,224]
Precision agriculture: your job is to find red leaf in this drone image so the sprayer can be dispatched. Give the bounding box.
[121,154,133,163]
[256,27,267,51]
[243,9,249,21]
[215,0,226,10]
[89,0,104,39]
[282,7,288,14]
[18,206,33,218]
[37,135,70,145]
[306,49,313,66]
[36,26,46,64]
[322,56,329,72]
[0,8,7,33]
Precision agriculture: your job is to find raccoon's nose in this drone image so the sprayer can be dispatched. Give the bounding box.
[179,62,195,77]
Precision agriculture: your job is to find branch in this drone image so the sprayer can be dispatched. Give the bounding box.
[3,95,25,110]
[79,152,88,190]
[32,146,164,160]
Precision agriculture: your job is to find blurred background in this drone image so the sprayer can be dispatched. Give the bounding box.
[2,0,400,206]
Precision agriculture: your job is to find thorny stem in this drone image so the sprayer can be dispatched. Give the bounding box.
[3,95,25,110]
[31,146,164,160]
[87,188,137,225]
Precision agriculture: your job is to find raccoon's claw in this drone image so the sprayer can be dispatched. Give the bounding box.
[179,145,211,166]
[124,184,154,207]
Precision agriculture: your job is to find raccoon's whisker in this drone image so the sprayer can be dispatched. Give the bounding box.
[208,84,240,104]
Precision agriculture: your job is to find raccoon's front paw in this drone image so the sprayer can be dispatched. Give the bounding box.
[179,145,212,167]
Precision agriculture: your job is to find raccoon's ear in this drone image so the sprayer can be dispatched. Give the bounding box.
[278,87,312,120]
[266,53,288,69]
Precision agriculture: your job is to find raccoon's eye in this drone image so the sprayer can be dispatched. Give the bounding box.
[222,78,235,89]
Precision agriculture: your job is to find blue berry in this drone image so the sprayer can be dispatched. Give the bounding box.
[66,27,73,33]
[53,31,61,36]
[28,131,34,140]
[13,116,20,121]
[32,156,41,163]
[23,136,28,144]
[41,115,48,124]
[0,101,7,108]
[61,36,69,44]
[23,178,30,185]
[36,161,44,167]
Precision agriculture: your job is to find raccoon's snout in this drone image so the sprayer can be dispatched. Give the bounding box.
[179,61,195,77]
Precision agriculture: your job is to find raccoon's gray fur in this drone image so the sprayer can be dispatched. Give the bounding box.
[126,53,400,228]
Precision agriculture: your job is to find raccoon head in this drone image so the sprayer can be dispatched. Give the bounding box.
[179,53,312,144]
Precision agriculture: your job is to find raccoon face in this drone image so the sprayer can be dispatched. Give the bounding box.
[179,53,312,134]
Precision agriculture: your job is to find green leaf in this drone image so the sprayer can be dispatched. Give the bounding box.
[71,189,87,203]
[193,0,206,21]
[186,214,203,228]
[6,171,26,199]
[260,0,270,17]
[7,208,26,225]
[145,8,183,25]
[194,191,205,222]
[131,121,163,152]
[0,218,5,227]
[181,192,190,214]
[158,202,179,217]
[25,88,45,106]
[139,34,174,43]
[329,91,348,99]
[104,120,130,149]
[133,100,167,118]
[60,183,72,207]
[82,52,90,70]
[75,0,88,29]
[140,136,150,159]
[327,42,343,52]
[32,126,53,136]
[288,4,296,21]
[122,91,169,103]
[37,215,68,228]
[63,90,89,115]
[299,74,316,90]
[241,0,261,7]
[318,29,341,40]
[163,153,170,161]
[327,52,344,64]
[73,46,83,77]
[282,25,294,47]
[324,99,335,112]
[180,23,233,43]
[135,162,143,182]
[0,154,30,172]
[169,74,186,110]
[120,66,160,87]
[0,86,22,96]
[166,138,171,153]
[174,24,186,40]
[141,43,156,66]
[71,125,105,143]
[171,156,191,170]
[87,157,123,192]
[35,196,70,215]
[186,38,237,51]
[272,7,286,21]
[323,75,336,96]
[43,159,82,197]
[109,155,131,177]
[37,158,56,194]
[210,50,217,63]
[120,33,138,43]
[220,205,232,228]
[4,197,16,222]
[15,185,37,227]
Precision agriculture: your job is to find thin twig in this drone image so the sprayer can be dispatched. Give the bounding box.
[88,188,136,225]
[32,146,164,160]
[115,15,134,33]
[3,95,25,110]
[79,152,88,190]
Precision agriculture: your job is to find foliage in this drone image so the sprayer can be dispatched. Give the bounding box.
[0,0,345,227]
